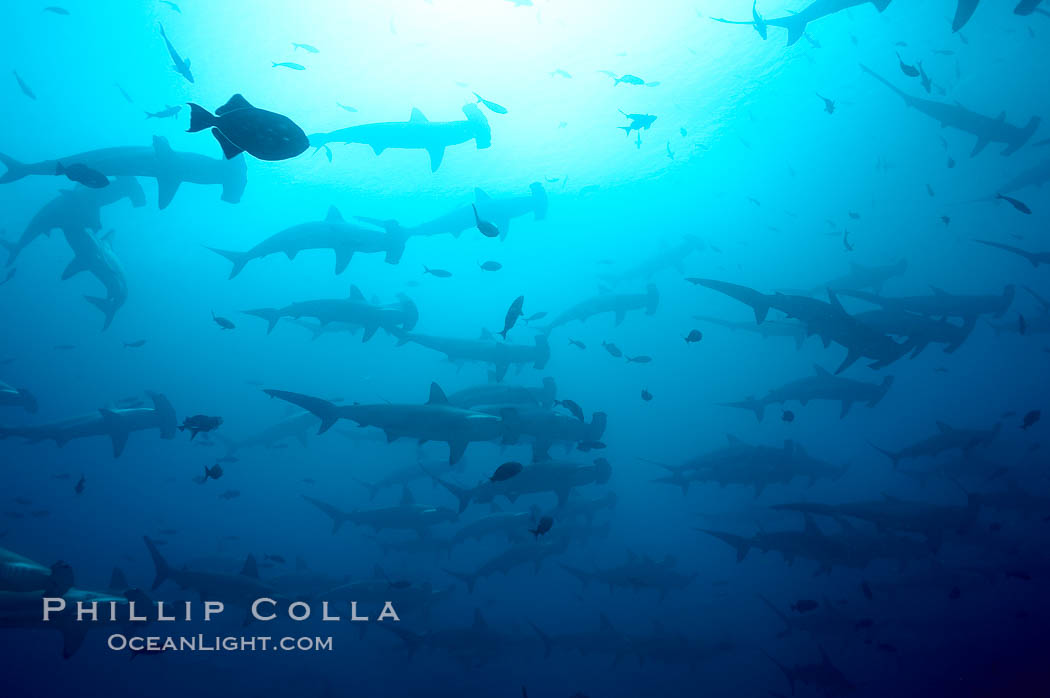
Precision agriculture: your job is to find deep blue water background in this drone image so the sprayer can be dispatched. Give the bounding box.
[1,1,1050,696]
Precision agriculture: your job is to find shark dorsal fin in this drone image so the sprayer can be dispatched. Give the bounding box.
[348,285,365,301]
[241,555,260,579]
[325,205,344,223]
[813,364,831,377]
[217,94,251,115]
[936,421,953,433]
[474,188,492,203]
[400,485,414,507]
[152,135,173,156]
[472,609,487,630]
[409,108,428,123]
[427,383,448,405]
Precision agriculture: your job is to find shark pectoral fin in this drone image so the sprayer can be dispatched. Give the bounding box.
[426,147,446,172]
[384,430,399,443]
[835,349,861,375]
[61,255,89,280]
[99,408,129,457]
[156,175,182,210]
[361,324,379,342]
[970,136,990,157]
[334,249,354,274]
[61,623,89,659]
[839,401,853,418]
[211,128,245,160]
[370,144,386,156]
[492,363,509,382]
[448,440,468,465]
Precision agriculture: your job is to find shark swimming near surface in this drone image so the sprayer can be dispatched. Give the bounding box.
[540,284,660,333]
[393,329,550,382]
[242,286,418,339]
[712,0,893,47]
[378,184,548,241]
[308,104,491,172]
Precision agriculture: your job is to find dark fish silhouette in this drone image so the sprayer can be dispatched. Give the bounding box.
[490,462,523,481]
[500,296,525,339]
[187,95,308,161]
[529,515,553,538]
[56,162,108,188]
[423,266,452,278]
[479,261,502,271]
[997,193,1032,215]
[602,341,622,357]
[1022,410,1040,430]
[473,92,508,114]
[896,52,919,77]
[212,311,235,330]
[684,329,703,343]
[473,204,500,238]
[13,71,36,100]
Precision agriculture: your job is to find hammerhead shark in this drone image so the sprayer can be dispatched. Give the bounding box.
[860,64,1040,157]
[0,136,247,209]
[712,0,892,47]
[309,104,491,172]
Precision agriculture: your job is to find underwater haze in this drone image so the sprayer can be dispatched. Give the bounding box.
[2,0,1050,696]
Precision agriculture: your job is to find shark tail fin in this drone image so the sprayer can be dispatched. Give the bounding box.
[383,222,408,265]
[143,536,171,590]
[0,151,29,184]
[442,568,477,593]
[1004,115,1041,155]
[109,567,129,591]
[869,442,902,468]
[432,477,471,514]
[265,390,341,434]
[17,388,38,414]
[83,295,118,331]
[206,246,251,279]
[1,238,20,266]
[242,308,281,334]
[763,651,795,695]
[869,376,895,407]
[528,622,553,658]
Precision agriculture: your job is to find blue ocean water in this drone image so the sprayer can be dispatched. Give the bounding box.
[1,1,1049,696]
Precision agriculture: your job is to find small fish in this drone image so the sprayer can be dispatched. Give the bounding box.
[479,261,502,271]
[550,69,572,79]
[1019,315,1028,336]
[816,93,834,114]
[997,193,1032,215]
[666,141,674,160]
[556,399,584,422]
[114,82,134,103]
[524,312,547,324]
[568,339,586,350]
[122,339,147,348]
[212,311,235,330]
[947,156,956,168]
[941,215,951,226]
[145,105,182,119]
[625,355,652,364]
[500,295,525,339]
[896,52,920,77]
[529,515,553,538]
[782,410,795,423]
[74,475,86,495]
[684,330,703,343]
[56,162,109,188]
[158,23,193,83]
[265,554,287,564]
[473,92,508,114]
[336,102,358,113]
[219,489,240,500]
[791,600,818,613]
[179,415,223,440]
[200,464,223,482]
[602,341,622,358]
[918,62,932,93]
[490,462,523,482]
[292,43,319,53]
[1022,410,1040,430]
[12,71,35,101]
[613,74,645,86]
[926,183,936,197]
[641,388,653,402]
[423,266,452,278]
[861,581,873,600]
[473,204,500,238]
[43,6,70,14]
[680,127,687,137]
[576,441,606,451]
[272,62,306,70]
